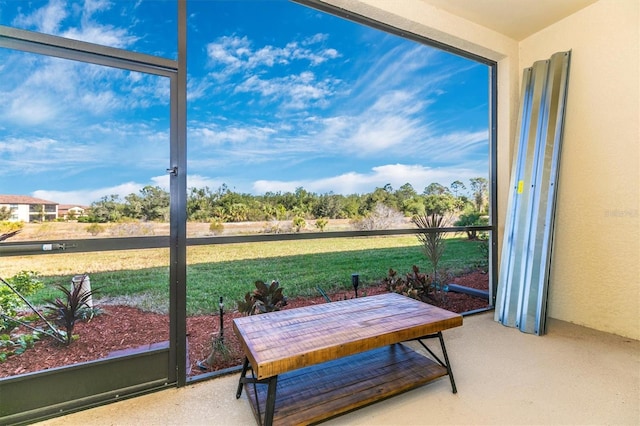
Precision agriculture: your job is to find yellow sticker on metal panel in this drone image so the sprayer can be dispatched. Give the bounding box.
[517,180,524,194]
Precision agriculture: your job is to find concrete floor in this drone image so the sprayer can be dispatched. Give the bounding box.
[36,313,639,425]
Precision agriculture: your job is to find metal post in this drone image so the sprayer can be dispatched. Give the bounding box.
[218,296,224,343]
[351,273,359,298]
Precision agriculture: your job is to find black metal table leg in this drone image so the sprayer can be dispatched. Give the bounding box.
[414,332,458,394]
[437,331,457,394]
[263,375,278,426]
[236,357,279,426]
[236,357,250,398]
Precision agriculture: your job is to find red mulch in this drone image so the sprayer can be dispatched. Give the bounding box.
[0,271,489,378]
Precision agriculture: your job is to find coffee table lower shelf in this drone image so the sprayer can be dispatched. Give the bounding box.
[244,343,449,425]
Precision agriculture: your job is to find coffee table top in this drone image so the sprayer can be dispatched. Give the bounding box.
[233,293,462,379]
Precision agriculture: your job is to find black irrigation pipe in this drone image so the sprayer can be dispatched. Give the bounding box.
[446,283,490,299]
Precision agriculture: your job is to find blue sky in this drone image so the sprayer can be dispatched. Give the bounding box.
[0,0,488,206]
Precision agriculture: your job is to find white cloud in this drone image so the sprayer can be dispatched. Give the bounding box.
[302,89,430,155]
[0,51,170,181]
[206,34,342,79]
[186,89,485,177]
[12,0,67,34]
[1,58,72,126]
[82,0,112,17]
[0,113,170,181]
[347,115,425,153]
[33,181,144,206]
[5,95,58,126]
[253,163,484,196]
[409,130,489,164]
[0,54,167,129]
[62,25,139,49]
[78,90,119,114]
[185,175,226,192]
[11,0,138,48]
[207,36,251,70]
[370,91,425,115]
[253,179,302,195]
[187,75,213,102]
[302,33,329,45]
[30,174,228,205]
[349,44,438,99]
[190,124,276,146]
[0,136,99,176]
[149,174,225,195]
[150,175,170,192]
[234,72,339,110]
[0,137,56,154]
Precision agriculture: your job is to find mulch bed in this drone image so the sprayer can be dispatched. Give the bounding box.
[0,271,489,378]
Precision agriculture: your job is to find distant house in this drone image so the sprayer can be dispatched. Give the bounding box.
[0,195,59,222]
[58,204,89,220]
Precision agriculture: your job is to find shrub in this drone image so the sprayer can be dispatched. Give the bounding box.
[352,203,405,230]
[263,221,292,234]
[0,220,24,234]
[0,271,44,344]
[315,218,328,231]
[384,265,448,306]
[262,221,281,234]
[476,232,489,269]
[0,331,41,362]
[86,223,105,236]
[209,219,224,235]
[108,222,154,236]
[0,271,43,322]
[384,266,430,301]
[237,280,287,316]
[454,210,489,240]
[292,216,306,232]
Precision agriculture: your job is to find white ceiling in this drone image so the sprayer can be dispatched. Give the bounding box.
[420,0,599,40]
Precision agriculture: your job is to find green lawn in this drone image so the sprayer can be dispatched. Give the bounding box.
[16,236,486,315]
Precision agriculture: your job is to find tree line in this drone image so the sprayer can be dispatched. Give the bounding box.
[83,178,489,225]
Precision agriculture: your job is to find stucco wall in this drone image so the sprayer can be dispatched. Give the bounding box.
[519,0,640,339]
[1,204,30,222]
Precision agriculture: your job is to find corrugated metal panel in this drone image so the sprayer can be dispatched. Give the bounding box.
[495,51,571,335]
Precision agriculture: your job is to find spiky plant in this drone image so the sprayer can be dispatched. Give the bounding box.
[413,212,447,285]
[45,279,97,345]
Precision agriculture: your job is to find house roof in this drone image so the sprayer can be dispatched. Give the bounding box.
[58,204,88,210]
[0,195,59,205]
[58,204,89,213]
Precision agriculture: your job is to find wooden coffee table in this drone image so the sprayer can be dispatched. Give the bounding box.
[233,293,463,425]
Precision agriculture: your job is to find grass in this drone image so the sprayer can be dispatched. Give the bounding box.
[4,236,486,315]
